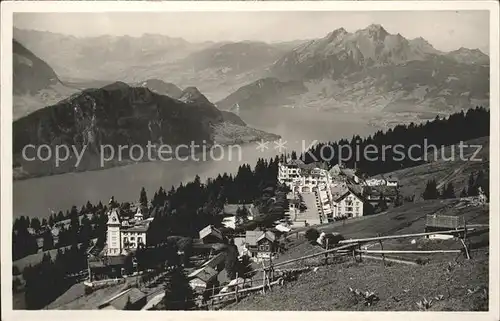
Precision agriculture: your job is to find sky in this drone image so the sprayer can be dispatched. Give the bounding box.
[14,11,490,54]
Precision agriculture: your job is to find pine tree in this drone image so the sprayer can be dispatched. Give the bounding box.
[42,231,54,251]
[377,193,388,212]
[363,202,375,216]
[474,170,488,196]
[468,172,478,196]
[140,187,148,207]
[440,186,447,199]
[162,267,194,310]
[423,179,439,200]
[443,182,456,199]
[124,295,133,310]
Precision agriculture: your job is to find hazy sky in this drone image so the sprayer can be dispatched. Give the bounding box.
[14,11,490,53]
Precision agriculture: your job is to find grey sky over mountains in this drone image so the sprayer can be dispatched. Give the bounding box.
[14,10,490,54]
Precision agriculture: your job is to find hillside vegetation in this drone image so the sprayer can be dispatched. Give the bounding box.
[228,198,489,311]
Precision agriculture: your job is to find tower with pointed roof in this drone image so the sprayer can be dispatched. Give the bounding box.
[134,207,144,221]
[106,209,122,256]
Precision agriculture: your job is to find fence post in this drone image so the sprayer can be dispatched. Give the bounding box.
[325,238,329,265]
[262,261,266,295]
[462,218,471,259]
[378,234,386,266]
[235,272,239,303]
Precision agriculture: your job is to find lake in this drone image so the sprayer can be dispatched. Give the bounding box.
[13,108,381,219]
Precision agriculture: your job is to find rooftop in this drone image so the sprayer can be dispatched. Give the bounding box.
[188,266,218,283]
[122,224,149,233]
[103,288,147,310]
[257,231,276,243]
[199,225,223,240]
[245,230,264,246]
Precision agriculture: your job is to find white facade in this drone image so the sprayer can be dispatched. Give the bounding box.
[279,162,331,194]
[364,178,387,187]
[336,192,364,218]
[106,208,149,256]
[280,161,366,223]
[121,229,147,249]
[386,180,398,187]
[106,209,122,256]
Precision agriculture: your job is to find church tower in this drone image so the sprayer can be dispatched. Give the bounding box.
[106,209,121,256]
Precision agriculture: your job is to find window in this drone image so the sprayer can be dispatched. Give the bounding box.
[355,207,359,212]
[346,207,353,212]
[138,237,143,244]
[130,237,135,241]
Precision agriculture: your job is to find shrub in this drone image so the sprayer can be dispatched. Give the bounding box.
[324,233,345,247]
[305,228,320,244]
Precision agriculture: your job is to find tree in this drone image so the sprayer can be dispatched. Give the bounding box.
[236,255,255,281]
[474,170,488,197]
[225,241,239,280]
[305,228,320,244]
[235,206,249,227]
[376,193,388,212]
[393,193,404,207]
[440,185,447,199]
[363,201,375,216]
[30,218,41,232]
[124,296,133,310]
[468,172,478,196]
[442,182,456,199]
[423,179,439,200]
[140,187,148,207]
[460,187,468,198]
[42,231,54,251]
[162,267,194,310]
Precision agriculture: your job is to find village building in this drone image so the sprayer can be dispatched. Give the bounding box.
[363,178,387,187]
[362,176,399,188]
[201,251,227,272]
[199,225,224,244]
[386,177,399,187]
[87,207,151,281]
[278,160,330,193]
[244,230,277,260]
[334,189,364,218]
[99,288,147,310]
[255,231,277,260]
[87,247,127,281]
[106,207,150,256]
[188,266,219,293]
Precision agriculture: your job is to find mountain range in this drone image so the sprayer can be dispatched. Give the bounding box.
[236,24,489,113]
[12,41,280,179]
[13,24,490,119]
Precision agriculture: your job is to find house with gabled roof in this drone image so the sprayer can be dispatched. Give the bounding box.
[99,288,147,310]
[199,225,224,244]
[188,266,218,293]
[244,230,277,260]
[333,188,365,219]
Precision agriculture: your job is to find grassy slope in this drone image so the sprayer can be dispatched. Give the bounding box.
[227,135,490,310]
[227,254,488,311]
[371,136,489,200]
[228,199,489,311]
